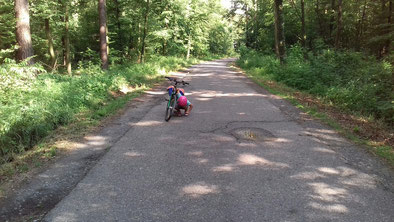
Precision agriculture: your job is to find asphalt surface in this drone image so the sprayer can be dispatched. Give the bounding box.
[44,59,394,221]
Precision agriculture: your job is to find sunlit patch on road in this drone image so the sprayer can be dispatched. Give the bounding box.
[123,151,144,157]
[212,164,236,172]
[312,147,337,154]
[188,151,204,157]
[237,153,289,168]
[130,120,162,127]
[309,182,348,202]
[181,182,220,198]
[309,202,349,213]
[85,136,108,146]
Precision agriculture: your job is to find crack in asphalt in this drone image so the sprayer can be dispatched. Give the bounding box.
[199,120,294,134]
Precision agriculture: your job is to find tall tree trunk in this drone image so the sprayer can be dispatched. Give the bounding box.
[14,0,34,64]
[329,0,336,42]
[356,0,367,51]
[106,25,110,55]
[113,0,123,58]
[137,22,142,62]
[162,40,167,55]
[300,0,306,47]
[315,0,324,40]
[274,0,286,64]
[45,18,56,70]
[186,34,192,59]
[128,21,136,58]
[335,0,343,49]
[99,0,109,69]
[62,36,66,66]
[114,0,122,41]
[65,4,71,74]
[382,0,392,56]
[140,0,150,63]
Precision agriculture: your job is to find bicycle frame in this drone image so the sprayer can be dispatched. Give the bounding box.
[167,88,177,108]
[165,76,189,121]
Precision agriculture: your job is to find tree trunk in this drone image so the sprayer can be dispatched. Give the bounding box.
[335,0,343,49]
[315,0,324,40]
[62,36,66,66]
[127,21,136,58]
[106,25,110,55]
[382,0,392,56]
[99,0,109,69]
[140,0,150,63]
[330,0,336,42]
[14,0,34,64]
[45,18,56,70]
[115,2,121,32]
[162,40,167,55]
[300,0,306,47]
[356,0,367,51]
[186,34,192,59]
[137,22,141,62]
[65,4,71,74]
[274,0,286,63]
[114,0,123,58]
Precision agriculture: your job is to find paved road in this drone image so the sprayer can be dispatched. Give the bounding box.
[45,59,394,221]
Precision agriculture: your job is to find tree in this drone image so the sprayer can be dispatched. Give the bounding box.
[335,0,343,49]
[14,0,34,64]
[140,0,150,63]
[45,18,56,70]
[300,0,306,47]
[329,0,336,41]
[314,0,324,39]
[65,2,71,74]
[356,0,368,51]
[381,0,392,56]
[274,0,286,63]
[99,0,109,69]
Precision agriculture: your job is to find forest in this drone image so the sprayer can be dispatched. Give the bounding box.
[0,0,393,165]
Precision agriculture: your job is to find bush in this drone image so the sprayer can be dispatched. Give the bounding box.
[238,47,394,124]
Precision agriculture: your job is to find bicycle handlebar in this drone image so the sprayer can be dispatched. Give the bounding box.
[165,76,189,85]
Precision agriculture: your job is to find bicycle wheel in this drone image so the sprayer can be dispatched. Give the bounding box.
[165,95,175,121]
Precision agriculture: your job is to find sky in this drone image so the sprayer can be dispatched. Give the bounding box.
[221,0,232,9]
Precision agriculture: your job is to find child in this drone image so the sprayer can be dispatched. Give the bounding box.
[168,87,193,116]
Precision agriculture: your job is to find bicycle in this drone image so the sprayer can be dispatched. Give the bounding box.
[165,76,189,122]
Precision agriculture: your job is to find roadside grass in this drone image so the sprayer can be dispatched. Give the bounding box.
[0,55,212,189]
[0,89,144,197]
[232,63,394,167]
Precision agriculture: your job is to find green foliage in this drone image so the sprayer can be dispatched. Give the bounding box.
[238,47,394,124]
[0,56,197,162]
[0,0,15,54]
[209,23,235,55]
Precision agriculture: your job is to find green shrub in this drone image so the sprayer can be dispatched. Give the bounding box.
[238,47,394,124]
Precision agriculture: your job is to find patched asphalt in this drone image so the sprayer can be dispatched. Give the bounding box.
[43,59,394,221]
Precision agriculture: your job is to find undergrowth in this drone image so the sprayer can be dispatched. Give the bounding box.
[0,56,199,164]
[237,46,393,126]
